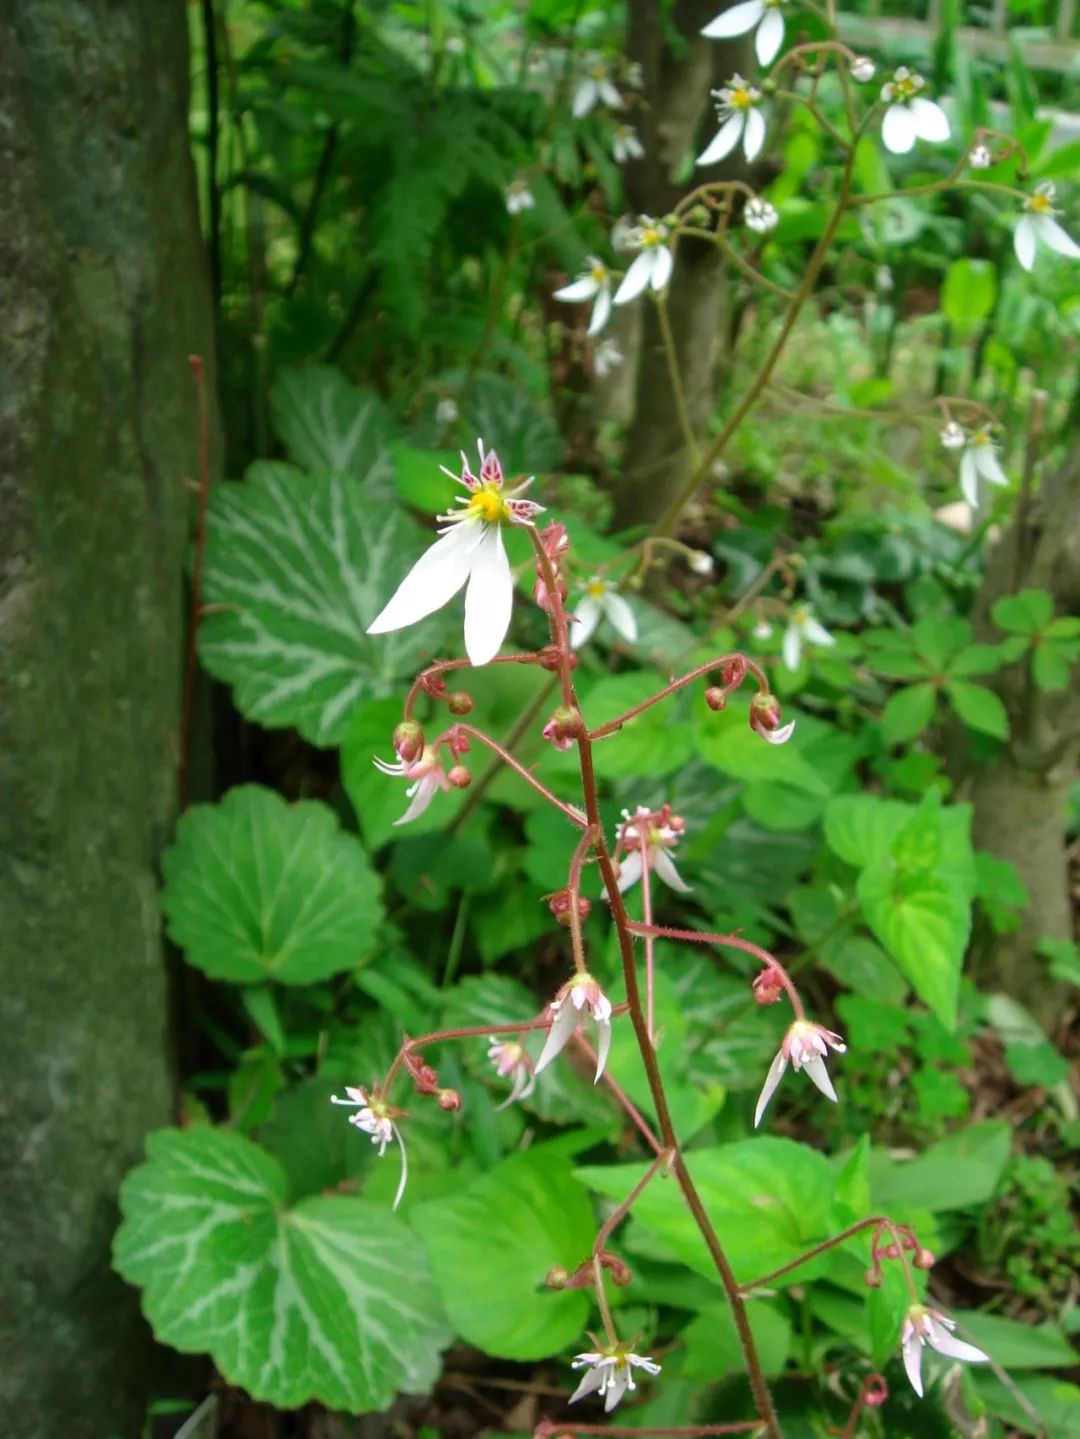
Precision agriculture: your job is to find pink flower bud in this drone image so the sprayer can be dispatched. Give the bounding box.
[543,706,582,750]
[914,1247,936,1270]
[705,685,727,711]
[533,573,568,613]
[437,1087,462,1111]
[720,656,747,689]
[447,691,473,716]
[752,966,784,1005]
[546,1266,569,1289]
[547,890,591,925]
[539,521,570,561]
[865,1267,883,1288]
[393,719,425,763]
[750,691,795,745]
[448,764,471,789]
[863,1374,888,1407]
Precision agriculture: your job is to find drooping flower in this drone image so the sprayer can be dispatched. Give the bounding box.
[571,577,638,649]
[486,1040,536,1110]
[900,1306,990,1398]
[594,338,625,377]
[374,746,451,826]
[535,972,614,1081]
[612,123,645,164]
[782,605,835,671]
[573,55,622,118]
[851,55,876,83]
[879,68,949,155]
[1014,182,1080,272]
[613,218,674,304]
[940,422,1008,507]
[689,549,714,575]
[554,258,613,337]
[698,76,766,167]
[745,197,779,234]
[570,1344,662,1411]
[754,1019,846,1127]
[367,440,543,667]
[614,805,691,895]
[702,1,787,67]
[505,178,535,214]
[330,1086,409,1209]
[968,142,993,169]
[749,691,795,745]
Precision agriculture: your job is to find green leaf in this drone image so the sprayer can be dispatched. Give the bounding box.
[113,1128,451,1412]
[579,673,694,779]
[975,1373,1080,1438]
[161,786,382,984]
[912,616,971,671]
[946,680,1009,739]
[1032,642,1076,692]
[941,258,997,330]
[869,1120,1010,1212]
[272,366,395,485]
[411,1149,595,1360]
[456,370,562,476]
[881,682,936,746]
[680,1301,790,1380]
[856,868,967,1029]
[695,704,830,795]
[391,443,459,512]
[992,588,1053,634]
[199,467,449,746]
[824,794,913,868]
[956,1311,1076,1369]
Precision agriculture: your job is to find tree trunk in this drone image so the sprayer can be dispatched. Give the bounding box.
[0,3,215,1434]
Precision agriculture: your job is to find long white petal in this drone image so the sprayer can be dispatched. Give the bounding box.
[974,445,1008,488]
[570,595,602,649]
[613,251,653,305]
[782,624,802,671]
[391,1126,409,1212]
[697,112,744,167]
[959,448,980,508]
[463,525,512,666]
[903,1332,925,1397]
[1014,216,1037,271]
[534,1002,580,1074]
[603,591,638,644]
[604,1369,629,1412]
[569,1365,606,1404]
[1036,214,1080,260]
[649,245,674,292]
[653,848,692,894]
[555,275,601,302]
[599,79,623,109]
[572,79,596,119]
[701,0,764,38]
[801,1054,838,1103]
[756,7,784,64]
[615,850,643,894]
[743,106,766,162]
[911,97,950,143]
[754,1050,787,1128]
[587,286,612,337]
[882,104,916,155]
[367,523,481,634]
[594,1019,613,1082]
[928,1327,990,1364]
[394,775,438,827]
[802,617,834,648]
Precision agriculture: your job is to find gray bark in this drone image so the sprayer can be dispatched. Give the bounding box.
[0,3,215,1434]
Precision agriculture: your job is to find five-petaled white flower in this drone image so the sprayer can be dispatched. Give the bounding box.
[940,422,1008,507]
[330,1086,409,1210]
[698,76,766,167]
[373,746,450,827]
[754,1019,846,1127]
[367,440,543,667]
[571,577,638,649]
[573,55,622,118]
[594,338,625,376]
[968,142,993,170]
[782,605,835,671]
[1014,182,1080,272]
[535,972,614,1081]
[612,124,645,164]
[505,178,535,215]
[555,258,613,337]
[901,1306,990,1398]
[702,0,787,66]
[487,1040,536,1110]
[570,1344,662,1411]
[745,197,779,234]
[615,805,691,895]
[879,68,949,155]
[613,218,674,304]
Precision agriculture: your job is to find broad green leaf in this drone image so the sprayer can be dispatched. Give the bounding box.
[1032,641,1077,692]
[912,616,971,671]
[411,1149,595,1360]
[695,704,830,795]
[272,366,395,488]
[955,1312,1077,1369]
[869,1120,1010,1212]
[455,370,562,476]
[391,443,460,513]
[824,794,913,868]
[881,682,936,746]
[114,1128,451,1412]
[680,1301,791,1379]
[161,786,382,984]
[199,467,449,746]
[992,588,1053,634]
[856,868,967,1029]
[946,680,1009,739]
[973,1373,1080,1437]
[941,258,997,331]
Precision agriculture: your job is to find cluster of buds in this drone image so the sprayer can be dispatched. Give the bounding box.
[864,1222,934,1288]
[533,521,570,615]
[546,889,592,927]
[548,1251,633,1291]
[402,1044,461,1112]
[543,705,584,751]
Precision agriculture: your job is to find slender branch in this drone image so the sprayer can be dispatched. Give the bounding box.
[737,1216,903,1291]
[588,654,768,740]
[446,723,587,826]
[574,1034,665,1156]
[655,295,700,469]
[593,1148,672,1258]
[627,921,804,1021]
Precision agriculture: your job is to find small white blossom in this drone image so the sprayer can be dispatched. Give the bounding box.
[505,178,535,214]
[702,0,787,68]
[879,68,949,155]
[611,215,639,254]
[875,264,894,292]
[535,973,614,1081]
[613,217,674,303]
[487,1040,536,1110]
[554,258,613,337]
[373,746,451,827]
[570,1345,662,1412]
[968,143,993,170]
[745,197,779,234]
[851,55,875,83]
[940,423,1008,507]
[594,338,625,377]
[1014,182,1080,272]
[752,618,773,640]
[614,805,691,896]
[689,549,714,575]
[330,1086,409,1210]
[755,1020,846,1127]
[698,75,766,167]
[573,55,622,118]
[571,576,637,649]
[612,124,645,164]
[939,420,966,451]
[901,1307,990,1398]
[436,397,459,424]
[782,605,835,671]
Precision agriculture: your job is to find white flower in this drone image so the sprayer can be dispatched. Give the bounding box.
[941,424,1008,507]
[745,197,779,234]
[851,55,876,83]
[879,68,950,155]
[689,549,714,574]
[594,338,625,376]
[1014,182,1080,272]
[901,1306,990,1398]
[554,258,613,337]
[876,264,894,292]
[570,1345,662,1411]
[487,1040,536,1110]
[754,1019,846,1127]
[505,178,535,214]
[436,397,459,424]
[702,1,787,68]
[612,124,645,163]
[752,618,773,640]
[367,440,543,667]
[698,75,766,167]
[968,143,993,170]
[330,1086,409,1210]
[573,55,622,118]
[373,746,450,827]
[571,576,637,648]
[611,215,638,254]
[614,805,691,895]
[939,420,966,451]
[535,973,613,1081]
[782,605,835,671]
[613,218,674,303]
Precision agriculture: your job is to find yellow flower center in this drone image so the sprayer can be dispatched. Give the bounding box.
[641,225,661,248]
[731,87,752,109]
[586,579,607,598]
[972,428,990,447]
[1028,192,1053,215]
[590,264,608,283]
[468,486,510,524]
[590,64,606,80]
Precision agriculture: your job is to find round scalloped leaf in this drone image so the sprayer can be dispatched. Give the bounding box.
[161,785,382,984]
[113,1127,452,1413]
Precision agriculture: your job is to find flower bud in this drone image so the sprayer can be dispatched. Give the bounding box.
[539,521,570,561]
[547,890,591,926]
[851,55,875,82]
[752,966,784,1005]
[393,719,425,763]
[447,691,473,716]
[720,656,747,689]
[689,549,714,575]
[863,1374,888,1407]
[864,1267,883,1288]
[607,1257,633,1286]
[546,1266,569,1289]
[448,764,472,788]
[543,706,583,751]
[437,1087,462,1111]
[705,686,727,712]
[538,647,577,672]
[749,691,795,745]
[881,1242,900,1260]
[914,1247,936,1270]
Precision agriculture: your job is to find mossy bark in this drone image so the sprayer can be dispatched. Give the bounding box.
[0,3,214,1434]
